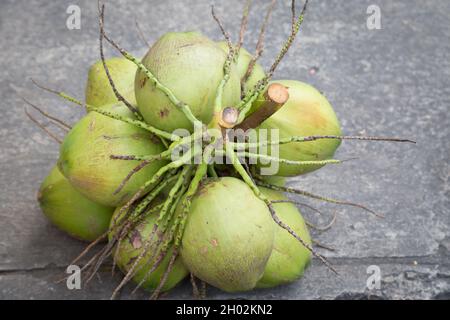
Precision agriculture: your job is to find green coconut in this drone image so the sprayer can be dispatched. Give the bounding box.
[256,187,312,288]
[109,206,189,292]
[216,41,266,95]
[180,177,274,292]
[85,57,137,107]
[254,80,342,176]
[135,32,241,132]
[38,166,114,242]
[58,102,167,207]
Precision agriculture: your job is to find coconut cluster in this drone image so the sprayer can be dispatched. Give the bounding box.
[38,30,342,295]
[34,1,411,298]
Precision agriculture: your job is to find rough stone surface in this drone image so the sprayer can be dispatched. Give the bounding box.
[0,0,449,299]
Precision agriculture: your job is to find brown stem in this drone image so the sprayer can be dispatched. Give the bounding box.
[235,82,289,130]
[242,0,277,85]
[21,97,71,130]
[312,239,336,252]
[306,211,337,232]
[190,273,201,299]
[149,248,179,300]
[267,201,338,274]
[24,108,62,144]
[211,5,233,49]
[134,18,150,48]
[98,3,140,117]
[237,0,252,52]
[113,159,152,195]
[256,180,384,218]
[267,0,308,79]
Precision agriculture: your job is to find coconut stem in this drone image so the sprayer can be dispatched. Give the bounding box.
[31,78,85,108]
[30,79,175,141]
[174,162,208,247]
[121,150,196,213]
[24,108,63,144]
[131,174,191,294]
[88,106,175,140]
[150,248,179,300]
[271,199,325,216]
[312,239,336,252]
[132,174,179,218]
[211,5,237,118]
[235,82,289,128]
[216,150,342,167]
[224,143,338,275]
[98,1,200,126]
[266,0,308,79]
[111,166,193,299]
[208,164,218,178]
[134,17,150,48]
[255,180,384,218]
[21,96,71,130]
[98,4,141,118]
[241,0,277,86]
[237,0,309,118]
[305,211,337,232]
[110,149,173,195]
[190,273,201,298]
[230,134,416,150]
[236,0,252,54]
[245,154,342,166]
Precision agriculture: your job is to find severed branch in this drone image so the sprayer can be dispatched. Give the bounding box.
[235,82,289,130]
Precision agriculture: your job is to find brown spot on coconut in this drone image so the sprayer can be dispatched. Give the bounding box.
[159,108,170,118]
[135,32,241,132]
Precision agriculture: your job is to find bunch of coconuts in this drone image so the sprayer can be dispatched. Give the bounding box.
[33,1,413,298]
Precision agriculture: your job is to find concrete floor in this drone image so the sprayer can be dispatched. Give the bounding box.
[0,0,449,299]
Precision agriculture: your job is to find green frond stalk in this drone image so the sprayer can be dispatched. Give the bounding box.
[224,142,338,274]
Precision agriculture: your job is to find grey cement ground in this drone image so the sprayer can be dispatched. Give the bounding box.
[0,0,449,299]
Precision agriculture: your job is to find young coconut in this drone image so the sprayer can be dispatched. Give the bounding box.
[180,177,275,292]
[256,187,311,288]
[109,206,189,293]
[135,32,241,132]
[38,166,114,242]
[254,80,342,176]
[85,57,137,107]
[216,41,266,95]
[58,102,167,207]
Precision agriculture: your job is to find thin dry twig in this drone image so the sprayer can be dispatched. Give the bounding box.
[267,0,309,78]
[24,108,62,144]
[134,17,150,48]
[21,97,71,131]
[237,0,253,52]
[98,2,140,116]
[242,0,277,84]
